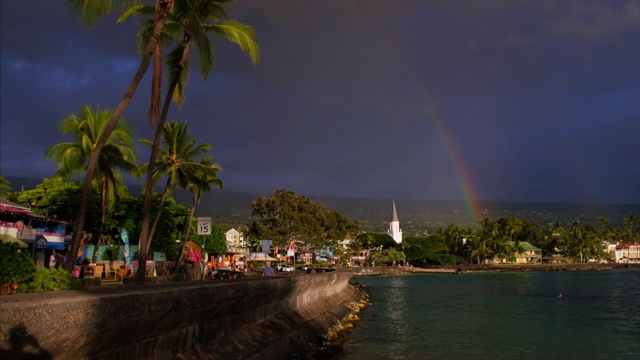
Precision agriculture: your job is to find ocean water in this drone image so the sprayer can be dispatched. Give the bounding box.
[339,270,640,360]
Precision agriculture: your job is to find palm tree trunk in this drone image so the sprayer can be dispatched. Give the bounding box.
[173,192,197,275]
[93,178,107,263]
[64,2,171,272]
[147,180,172,250]
[136,39,191,284]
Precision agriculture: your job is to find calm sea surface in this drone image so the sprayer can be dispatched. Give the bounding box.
[338,270,640,360]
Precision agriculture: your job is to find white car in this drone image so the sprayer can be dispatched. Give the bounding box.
[316,257,329,263]
[281,265,294,272]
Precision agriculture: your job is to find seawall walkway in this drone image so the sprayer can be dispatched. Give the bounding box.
[0,270,364,360]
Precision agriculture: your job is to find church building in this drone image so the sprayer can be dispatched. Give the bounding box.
[388,200,403,244]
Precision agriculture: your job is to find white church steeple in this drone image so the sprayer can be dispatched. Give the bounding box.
[389,200,402,244]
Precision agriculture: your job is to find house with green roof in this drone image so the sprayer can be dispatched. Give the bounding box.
[513,241,542,264]
[492,241,543,264]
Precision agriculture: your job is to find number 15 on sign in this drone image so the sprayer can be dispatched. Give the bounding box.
[197,217,211,235]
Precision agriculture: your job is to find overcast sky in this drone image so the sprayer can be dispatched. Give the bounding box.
[1,0,639,204]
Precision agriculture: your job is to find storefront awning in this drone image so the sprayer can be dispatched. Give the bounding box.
[247,253,278,262]
[0,233,29,248]
[34,235,69,251]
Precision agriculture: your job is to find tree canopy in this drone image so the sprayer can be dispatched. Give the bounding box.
[251,189,359,249]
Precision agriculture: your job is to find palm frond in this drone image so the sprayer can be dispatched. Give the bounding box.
[206,20,260,65]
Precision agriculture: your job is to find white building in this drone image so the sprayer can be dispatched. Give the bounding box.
[388,200,403,244]
[225,228,243,247]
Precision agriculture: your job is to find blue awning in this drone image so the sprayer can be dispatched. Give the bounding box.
[34,235,69,251]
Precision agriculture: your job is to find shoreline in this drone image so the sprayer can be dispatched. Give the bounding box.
[352,263,640,276]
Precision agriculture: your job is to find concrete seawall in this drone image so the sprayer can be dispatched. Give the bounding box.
[0,270,363,359]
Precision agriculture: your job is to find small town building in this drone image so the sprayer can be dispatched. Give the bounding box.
[513,241,542,263]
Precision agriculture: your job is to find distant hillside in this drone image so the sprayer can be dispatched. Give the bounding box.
[183,190,640,235]
[6,177,638,235]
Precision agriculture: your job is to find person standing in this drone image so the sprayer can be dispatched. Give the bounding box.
[49,251,57,270]
[263,262,275,277]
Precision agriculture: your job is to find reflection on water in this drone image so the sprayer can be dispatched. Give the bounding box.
[385,277,409,357]
[342,270,640,360]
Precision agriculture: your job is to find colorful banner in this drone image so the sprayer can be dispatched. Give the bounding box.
[121,228,131,265]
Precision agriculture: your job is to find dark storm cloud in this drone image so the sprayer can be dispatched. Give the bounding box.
[1,0,639,203]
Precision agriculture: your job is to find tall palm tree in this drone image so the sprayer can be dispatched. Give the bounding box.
[139,120,212,253]
[64,0,173,271]
[46,105,139,264]
[121,0,259,283]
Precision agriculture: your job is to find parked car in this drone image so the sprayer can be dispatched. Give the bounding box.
[213,269,246,279]
[281,265,294,272]
[316,257,329,263]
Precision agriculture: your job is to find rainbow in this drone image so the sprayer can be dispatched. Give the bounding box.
[347,4,486,224]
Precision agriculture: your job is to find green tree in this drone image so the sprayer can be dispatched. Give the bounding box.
[175,156,222,272]
[546,221,566,260]
[64,0,173,272]
[623,214,639,242]
[46,105,139,263]
[471,218,500,264]
[252,189,357,251]
[139,120,214,254]
[0,175,11,195]
[403,235,450,265]
[568,221,585,262]
[437,224,469,256]
[16,179,99,230]
[187,222,226,257]
[355,233,397,250]
[182,157,222,243]
[385,248,406,264]
[519,220,547,254]
[244,221,261,251]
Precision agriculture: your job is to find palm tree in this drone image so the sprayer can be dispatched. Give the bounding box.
[64,0,173,271]
[46,105,139,264]
[120,0,259,283]
[174,157,222,273]
[546,220,566,260]
[499,217,524,262]
[438,224,463,255]
[139,120,212,254]
[474,218,500,264]
[623,214,639,242]
[569,221,585,262]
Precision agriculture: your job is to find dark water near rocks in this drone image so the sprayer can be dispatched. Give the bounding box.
[340,271,640,359]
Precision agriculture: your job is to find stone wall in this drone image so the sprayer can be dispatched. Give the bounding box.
[0,271,362,359]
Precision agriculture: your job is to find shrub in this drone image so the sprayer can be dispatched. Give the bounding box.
[24,267,83,292]
[0,242,36,295]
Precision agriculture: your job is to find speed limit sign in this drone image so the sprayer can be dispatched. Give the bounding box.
[197,217,211,235]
